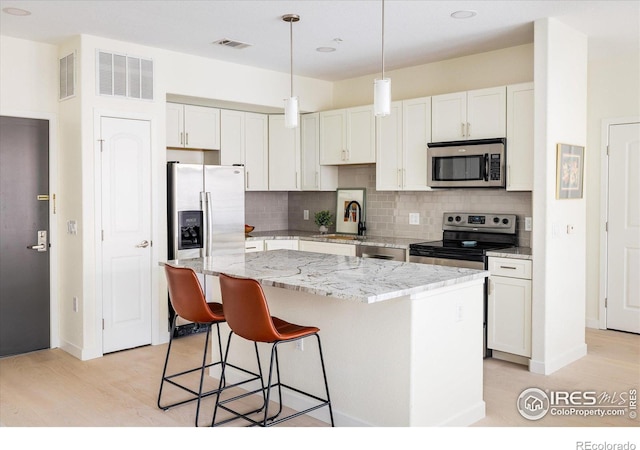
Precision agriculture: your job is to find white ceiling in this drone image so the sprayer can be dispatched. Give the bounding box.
[1,0,639,81]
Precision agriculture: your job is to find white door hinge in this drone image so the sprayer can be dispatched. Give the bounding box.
[98,139,104,152]
[101,230,104,241]
[604,298,607,308]
[605,222,608,232]
[102,319,105,330]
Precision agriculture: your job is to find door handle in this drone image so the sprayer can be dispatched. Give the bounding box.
[27,230,47,252]
[135,240,150,248]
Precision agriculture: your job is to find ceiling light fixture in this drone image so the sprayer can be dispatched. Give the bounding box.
[451,10,477,19]
[374,0,390,117]
[2,7,31,16]
[282,14,300,129]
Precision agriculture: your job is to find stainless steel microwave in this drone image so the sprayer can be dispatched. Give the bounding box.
[427,138,506,188]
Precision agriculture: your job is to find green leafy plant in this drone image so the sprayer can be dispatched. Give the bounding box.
[314,210,334,227]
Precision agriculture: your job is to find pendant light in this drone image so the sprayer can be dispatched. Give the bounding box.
[283,14,300,128]
[374,0,390,117]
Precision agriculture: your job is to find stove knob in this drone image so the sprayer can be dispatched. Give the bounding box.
[447,216,454,222]
[502,218,509,225]
[493,217,500,224]
[455,216,461,222]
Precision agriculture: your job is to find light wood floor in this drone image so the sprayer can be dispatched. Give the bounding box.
[1,328,638,429]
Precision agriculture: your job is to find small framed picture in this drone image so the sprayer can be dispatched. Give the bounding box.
[335,188,366,235]
[556,144,584,199]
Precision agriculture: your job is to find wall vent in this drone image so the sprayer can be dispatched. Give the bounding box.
[59,52,76,100]
[211,38,252,49]
[97,50,154,100]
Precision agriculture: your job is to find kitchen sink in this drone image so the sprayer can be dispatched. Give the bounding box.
[315,234,363,241]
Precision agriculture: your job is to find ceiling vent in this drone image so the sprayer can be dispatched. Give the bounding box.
[211,38,252,50]
[59,52,75,100]
[96,50,154,100]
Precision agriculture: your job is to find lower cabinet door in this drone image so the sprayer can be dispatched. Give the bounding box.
[487,275,532,357]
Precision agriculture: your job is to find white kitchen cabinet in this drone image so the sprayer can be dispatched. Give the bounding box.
[245,240,264,252]
[265,239,299,251]
[487,256,532,358]
[506,82,534,191]
[220,110,268,191]
[166,103,220,150]
[301,113,338,191]
[299,240,356,256]
[431,86,506,142]
[268,115,300,191]
[376,97,431,191]
[320,105,375,165]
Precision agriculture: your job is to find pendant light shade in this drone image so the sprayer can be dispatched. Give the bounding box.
[284,96,299,128]
[374,78,391,117]
[283,14,300,128]
[374,0,391,117]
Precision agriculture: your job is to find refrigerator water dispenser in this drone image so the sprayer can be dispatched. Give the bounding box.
[178,210,203,250]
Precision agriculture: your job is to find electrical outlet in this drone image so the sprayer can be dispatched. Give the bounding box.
[303,210,309,220]
[455,304,463,322]
[525,217,532,231]
[296,338,304,351]
[409,213,420,225]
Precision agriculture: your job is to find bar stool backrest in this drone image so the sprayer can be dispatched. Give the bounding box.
[219,273,280,343]
[164,264,223,323]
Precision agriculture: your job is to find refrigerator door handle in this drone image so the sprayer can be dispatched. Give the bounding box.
[200,191,207,257]
[205,191,214,257]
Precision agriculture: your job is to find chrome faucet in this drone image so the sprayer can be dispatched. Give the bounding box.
[344,200,366,236]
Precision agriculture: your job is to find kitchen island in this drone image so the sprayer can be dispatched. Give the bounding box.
[161,249,488,427]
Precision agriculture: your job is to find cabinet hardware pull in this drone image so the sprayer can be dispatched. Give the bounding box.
[398,169,401,187]
[246,171,250,189]
[185,132,189,146]
[461,123,465,137]
[467,122,470,137]
[499,265,517,270]
[180,132,184,145]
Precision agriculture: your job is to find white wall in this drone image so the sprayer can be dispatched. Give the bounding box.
[585,53,640,328]
[530,18,588,375]
[332,44,534,108]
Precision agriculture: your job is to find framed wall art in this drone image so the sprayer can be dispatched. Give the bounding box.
[556,144,584,199]
[335,188,366,235]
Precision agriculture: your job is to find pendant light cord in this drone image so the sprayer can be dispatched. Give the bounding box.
[290,19,294,97]
[381,0,385,79]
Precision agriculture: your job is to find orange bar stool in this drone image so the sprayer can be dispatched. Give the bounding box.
[212,273,334,427]
[158,265,262,427]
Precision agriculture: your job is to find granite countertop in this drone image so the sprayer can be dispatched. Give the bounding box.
[162,249,488,304]
[486,247,533,260]
[246,229,417,249]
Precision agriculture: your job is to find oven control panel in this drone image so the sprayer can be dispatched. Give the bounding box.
[443,213,517,234]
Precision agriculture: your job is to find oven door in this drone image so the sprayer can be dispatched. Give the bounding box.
[409,255,485,270]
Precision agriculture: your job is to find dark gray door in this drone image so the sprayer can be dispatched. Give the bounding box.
[0,116,50,356]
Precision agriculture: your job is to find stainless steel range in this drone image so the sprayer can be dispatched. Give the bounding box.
[409,212,519,357]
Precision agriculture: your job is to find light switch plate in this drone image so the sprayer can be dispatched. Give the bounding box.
[409,213,420,225]
[525,217,532,231]
[303,210,309,220]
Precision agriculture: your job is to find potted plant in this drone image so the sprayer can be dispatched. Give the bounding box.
[314,210,334,234]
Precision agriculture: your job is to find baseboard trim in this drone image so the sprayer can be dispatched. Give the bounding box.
[529,342,588,375]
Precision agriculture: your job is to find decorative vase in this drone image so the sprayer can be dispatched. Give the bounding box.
[319,225,328,234]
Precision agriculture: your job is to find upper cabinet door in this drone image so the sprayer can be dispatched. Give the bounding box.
[244,112,268,191]
[346,105,376,164]
[431,92,467,142]
[183,105,220,150]
[301,113,338,191]
[402,96,431,191]
[319,109,347,165]
[506,82,534,191]
[220,109,244,166]
[466,86,506,140]
[268,115,300,191]
[166,103,185,148]
[376,101,403,191]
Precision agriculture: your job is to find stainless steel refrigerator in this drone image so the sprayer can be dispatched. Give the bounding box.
[166,161,245,335]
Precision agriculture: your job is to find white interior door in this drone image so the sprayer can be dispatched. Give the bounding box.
[607,121,640,333]
[101,116,152,353]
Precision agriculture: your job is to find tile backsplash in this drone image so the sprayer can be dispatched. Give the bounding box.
[247,165,532,247]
